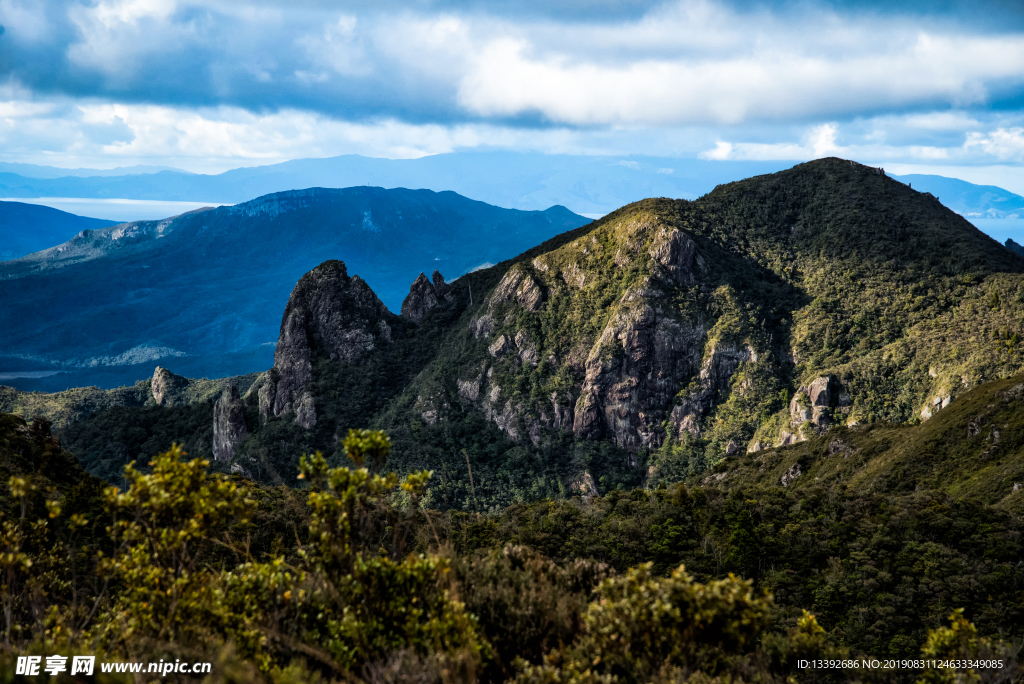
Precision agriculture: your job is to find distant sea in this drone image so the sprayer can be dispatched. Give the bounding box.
[6,197,225,222]
[968,218,1024,244]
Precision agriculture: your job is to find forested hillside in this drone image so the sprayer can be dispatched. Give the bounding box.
[4,158,1024,681]
[33,158,1024,511]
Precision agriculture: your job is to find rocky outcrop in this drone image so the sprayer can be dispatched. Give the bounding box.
[568,471,599,499]
[648,227,700,285]
[457,364,487,403]
[514,331,539,367]
[573,281,706,450]
[788,376,838,434]
[259,260,396,427]
[920,393,953,421]
[401,270,451,323]
[488,334,511,358]
[470,315,494,339]
[151,366,189,406]
[490,266,544,312]
[668,343,757,441]
[213,384,248,462]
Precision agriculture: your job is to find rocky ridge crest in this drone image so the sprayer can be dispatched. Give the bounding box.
[257,260,397,428]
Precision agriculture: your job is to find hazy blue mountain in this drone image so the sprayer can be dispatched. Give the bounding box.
[0,201,117,260]
[0,162,191,179]
[0,153,793,215]
[890,173,1024,218]
[0,186,589,391]
[7,154,1021,221]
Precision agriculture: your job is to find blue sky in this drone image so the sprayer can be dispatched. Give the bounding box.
[1,0,1023,190]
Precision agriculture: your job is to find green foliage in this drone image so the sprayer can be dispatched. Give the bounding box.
[435,482,1024,664]
[59,401,219,484]
[4,412,1024,682]
[340,429,392,469]
[441,544,615,682]
[916,610,1018,684]
[98,444,253,652]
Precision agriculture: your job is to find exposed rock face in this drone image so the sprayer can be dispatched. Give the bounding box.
[921,392,954,421]
[514,331,539,367]
[401,270,450,323]
[213,384,248,462]
[488,334,511,358]
[457,225,731,451]
[569,471,599,499]
[470,315,494,339]
[669,343,756,441]
[788,376,838,436]
[573,281,706,450]
[777,429,798,447]
[151,366,189,406]
[457,366,485,402]
[648,228,699,285]
[491,266,544,312]
[781,462,801,486]
[260,260,396,427]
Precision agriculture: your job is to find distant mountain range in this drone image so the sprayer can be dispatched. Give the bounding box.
[0,201,116,260]
[2,153,1021,221]
[895,174,1024,219]
[0,187,589,391]
[0,162,191,179]
[0,153,786,216]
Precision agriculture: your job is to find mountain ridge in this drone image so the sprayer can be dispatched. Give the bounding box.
[0,200,117,261]
[3,154,1020,223]
[44,157,1024,510]
[0,186,590,391]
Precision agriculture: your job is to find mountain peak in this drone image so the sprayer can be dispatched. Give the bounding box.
[401,270,451,323]
[256,259,396,428]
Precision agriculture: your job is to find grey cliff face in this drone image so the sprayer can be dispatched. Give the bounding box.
[490,266,544,312]
[151,366,189,406]
[569,229,722,450]
[573,284,706,451]
[453,220,738,452]
[670,343,757,441]
[401,270,451,323]
[260,260,396,427]
[777,375,847,445]
[213,384,248,462]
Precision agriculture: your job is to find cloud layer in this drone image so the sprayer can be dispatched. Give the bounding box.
[0,0,1023,173]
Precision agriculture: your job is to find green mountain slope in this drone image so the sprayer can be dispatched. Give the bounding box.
[701,371,1024,513]
[379,158,1024,489]
[53,158,1024,510]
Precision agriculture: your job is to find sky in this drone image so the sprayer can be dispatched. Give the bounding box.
[1,0,1024,189]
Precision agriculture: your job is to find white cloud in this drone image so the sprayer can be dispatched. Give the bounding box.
[700,124,845,161]
[296,14,371,77]
[964,127,1024,161]
[0,102,608,172]
[92,0,176,27]
[455,12,1024,126]
[900,112,983,130]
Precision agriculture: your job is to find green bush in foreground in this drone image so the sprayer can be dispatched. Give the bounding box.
[1,416,1022,683]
